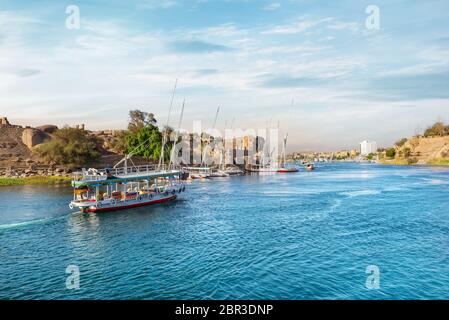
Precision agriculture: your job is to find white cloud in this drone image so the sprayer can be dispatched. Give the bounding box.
[327,21,360,32]
[1,8,448,150]
[138,0,180,10]
[264,3,281,11]
[261,17,333,34]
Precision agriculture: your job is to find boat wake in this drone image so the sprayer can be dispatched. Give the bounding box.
[308,198,344,222]
[421,178,449,185]
[340,189,382,198]
[329,198,343,212]
[0,215,67,231]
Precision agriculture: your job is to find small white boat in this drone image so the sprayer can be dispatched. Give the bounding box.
[209,169,229,177]
[305,163,315,171]
[225,166,244,175]
[183,167,211,179]
[245,164,279,173]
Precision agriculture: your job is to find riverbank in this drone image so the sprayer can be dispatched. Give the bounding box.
[0,176,71,186]
[379,158,449,166]
[427,158,449,166]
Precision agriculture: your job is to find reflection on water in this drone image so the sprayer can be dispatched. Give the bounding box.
[1,163,449,299]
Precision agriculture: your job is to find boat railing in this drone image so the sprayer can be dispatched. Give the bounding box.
[72,164,183,181]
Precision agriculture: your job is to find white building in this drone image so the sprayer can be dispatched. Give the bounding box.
[360,140,378,156]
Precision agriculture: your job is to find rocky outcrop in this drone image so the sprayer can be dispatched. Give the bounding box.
[0,117,10,125]
[0,118,57,170]
[36,124,58,134]
[394,136,449,164]
[0,125,30,164]
[21,128,51,149]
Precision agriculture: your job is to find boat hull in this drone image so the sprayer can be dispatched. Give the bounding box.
[277,168,299,173]
[246,168,279,173]
[87,195,177,213]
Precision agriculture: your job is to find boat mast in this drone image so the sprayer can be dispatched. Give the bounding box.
[220,119,227,171]
[282,133,288,166]
[169,99,185,170]
[159,78,178,170]
[201,106,220,167]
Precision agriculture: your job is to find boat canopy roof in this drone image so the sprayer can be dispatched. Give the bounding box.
[72,169,182,188]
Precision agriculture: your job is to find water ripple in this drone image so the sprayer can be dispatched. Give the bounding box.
[1,163,449,299]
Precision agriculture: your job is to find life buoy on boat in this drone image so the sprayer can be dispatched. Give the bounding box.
[96,202,102,208]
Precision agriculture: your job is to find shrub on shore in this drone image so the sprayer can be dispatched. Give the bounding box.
[407,157,419,165]
[385,148,396,158]
[395,138,408,147]
[424,122,449,137]
[36,127,103,166]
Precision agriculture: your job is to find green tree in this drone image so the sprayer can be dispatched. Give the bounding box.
[395,138,408,147]
[36,127,102,166]
[125,125,163,161]
[403,147,411,158]
[424,122,446,137]
[386,148,396,158]
[128,110,157,133]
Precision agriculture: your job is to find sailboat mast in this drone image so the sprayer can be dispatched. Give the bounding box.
[201,106,220,166]
[169,99,185,170]
[159,79,178,170]
[283,133,288,166]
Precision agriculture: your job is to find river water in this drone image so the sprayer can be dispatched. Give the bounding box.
[1,163,449,299]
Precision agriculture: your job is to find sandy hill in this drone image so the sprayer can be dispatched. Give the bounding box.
[393,136,449,165]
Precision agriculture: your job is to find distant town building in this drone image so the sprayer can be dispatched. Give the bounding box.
[350,149,359,157]
[360,140,377,156]
[335,150,350,159]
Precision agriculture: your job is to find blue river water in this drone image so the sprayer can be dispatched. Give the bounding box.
[1,163,449,300]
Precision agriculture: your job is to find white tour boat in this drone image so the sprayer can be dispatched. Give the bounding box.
[69,165,185,213]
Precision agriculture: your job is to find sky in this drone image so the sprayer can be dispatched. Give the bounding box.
[0,0,449,151]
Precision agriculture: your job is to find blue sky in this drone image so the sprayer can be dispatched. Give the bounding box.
[1,0,449,150]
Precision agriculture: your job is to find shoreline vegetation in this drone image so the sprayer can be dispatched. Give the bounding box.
[379,158,449,166]
[427,158,449,166]
[1,114,449,187]
[0,175,71,186]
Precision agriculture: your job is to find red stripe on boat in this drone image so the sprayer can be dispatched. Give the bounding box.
[87,195,177,213]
